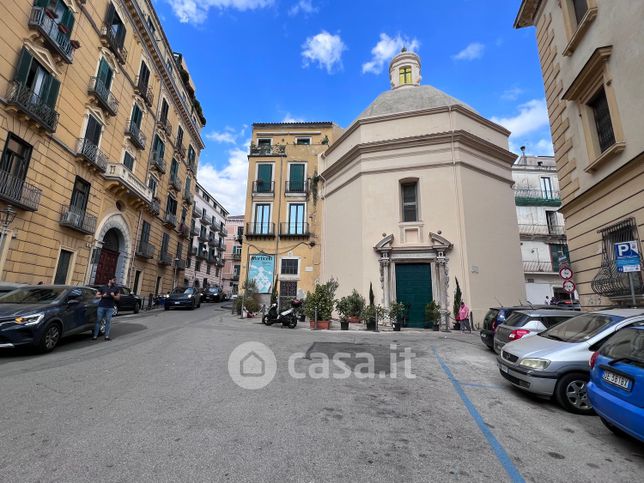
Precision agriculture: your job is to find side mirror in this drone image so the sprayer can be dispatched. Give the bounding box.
[67,297,80,304]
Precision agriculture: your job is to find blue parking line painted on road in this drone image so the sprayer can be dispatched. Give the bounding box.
[460,382,505,389]
[432,347,525,483]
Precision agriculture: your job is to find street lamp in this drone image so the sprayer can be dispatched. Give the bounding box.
[0,205,17,257]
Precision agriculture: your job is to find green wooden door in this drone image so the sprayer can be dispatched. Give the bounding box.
[395,264,432,328]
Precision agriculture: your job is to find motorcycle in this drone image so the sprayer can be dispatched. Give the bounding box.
[262,299,302,329]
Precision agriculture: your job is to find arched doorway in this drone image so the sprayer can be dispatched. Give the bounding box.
[95,228,121,284]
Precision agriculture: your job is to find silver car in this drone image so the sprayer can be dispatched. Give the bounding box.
[493,309,576,354]
[497,309,644,414]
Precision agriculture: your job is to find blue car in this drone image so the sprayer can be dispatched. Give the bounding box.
[588,323,644,442]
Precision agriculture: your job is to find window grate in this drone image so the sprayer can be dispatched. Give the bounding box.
[588,88,615,153]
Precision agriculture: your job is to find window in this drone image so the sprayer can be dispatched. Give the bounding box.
[95,58,114,95]
[550,244,570,272]
[295,137,311,145]
[161,232,170,255]
[70,176,90,214]
[152,135,165,160]
[146,15,156,35]
[587,87,616,153]
[256,163,273,192]
[105,3,126,49]
[138,61,150,90]
[14,48,60,110]
[540,177,553,199]
[0,133,32,185]
[206,265,211,275]
[257,138,271,147]
[148,176,158,197]
[399,66,412,85]
[166,196,177,216]
[170,159,179,179]
[123,152,134,171]
[288,203,305,234]
[200,226,207,239]
[546,211,559,234]
[180,207,187,223]
[233,265,240,277]
[195,260,201,272]
[140,221,151,243]
[401,182,418,222]
[233,246,242,256]
[84,115,102,147]
[130,104,143,129]
[176,241,183,260]
[288,163,305,192]
[185,177,191,194]
[571,0,588,25]
[54,249,73,284]
[237,226,244,237]
[187,145,195,163]
[254,204,271,234]
[160,99,169,123]
[177,126,184,146]
[281,258,299,275]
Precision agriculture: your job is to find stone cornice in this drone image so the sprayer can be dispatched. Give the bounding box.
[562,46,613,101]
[514,0,543,28]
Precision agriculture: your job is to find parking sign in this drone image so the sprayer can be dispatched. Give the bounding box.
[614,241,641,273]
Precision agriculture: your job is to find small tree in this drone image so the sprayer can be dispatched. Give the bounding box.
[303,279,339,321]
[235,279,260,314]
[336,289,366,320]
[271,276,279,305]
[425,301,441,329]
[453,278,462,322]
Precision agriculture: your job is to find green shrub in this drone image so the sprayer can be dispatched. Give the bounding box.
[304,279,339,320]
[336,289,366,320]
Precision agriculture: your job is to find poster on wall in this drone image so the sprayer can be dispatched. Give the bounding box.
[248,255,275,293]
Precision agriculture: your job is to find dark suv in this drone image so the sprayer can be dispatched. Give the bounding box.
[89,285,141,316]
[0,285,98,353]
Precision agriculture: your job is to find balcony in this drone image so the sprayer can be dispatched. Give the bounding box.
[0,169,42,211]
[192,207,200,219]
[100,24,127,64]
[523,260,555,273]
[125,119,146,150]
[6,81,59,132]
[201,215,212,226]
[231,252,242,261]
[157,118,172,137]
[220,227,228,237]
[76,138,108,172]
[163,212,177,228]
[231,273,240,281]
[134,76,153,107]
[197,249,209,260]
[88,77,118,116]
[58,206,96,234]
[279,222,310,238]
[158,252,172,266]
[175,259,187,270]
[249,144,286,156]
[219,243,227,252]
[28,7,74,64]
[518,224,566,238]
[285,180,309,196]
[169,175,182,192]
[252,180,275,196]
[175,144,186,160]
[178,223,190,239]
[150,152,166,174]
[246,222,275,238]
[190,225,198,237]
[104,163,153,204]
[190,246,198,257]
[135,240,155,259]
[514,189,561,207]
[183,190,194,206]
[198,232,209,243]
[148,197,160,216]
[208,237,217,247]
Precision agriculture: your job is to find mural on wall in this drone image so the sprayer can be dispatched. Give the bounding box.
[248,255,275,293]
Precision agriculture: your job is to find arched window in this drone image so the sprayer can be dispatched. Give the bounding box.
[399,66,412,85]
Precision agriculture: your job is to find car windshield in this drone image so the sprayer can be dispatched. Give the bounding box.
[502,312,529,327]
[540,313,625,343]
[599,327,644,365]
[0,287,66,304]
[172,288,193,295]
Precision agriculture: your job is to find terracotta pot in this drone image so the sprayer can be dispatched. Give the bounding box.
[348,316,361,324]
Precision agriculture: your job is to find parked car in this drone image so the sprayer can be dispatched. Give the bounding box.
[0,282,26,296]
[554,299,581,310]
[89,285,142,316]
[587,323,644,442]
[497,309,644,414]
[164,287,201,310]
[202,286,224,303]
[493,309,576,354]
[0,285,98,353]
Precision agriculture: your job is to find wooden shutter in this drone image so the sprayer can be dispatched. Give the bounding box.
[289,164,304,190]
[132,104,142,127]
[44,76,60,108]
[71,177,90,211]
[258,164,272,185]
[105,2,116,26]
[85,116,102,145]
[61,7,74,37]
[14,48,33,84]
[97,58,113,89]
[141,221,150,243]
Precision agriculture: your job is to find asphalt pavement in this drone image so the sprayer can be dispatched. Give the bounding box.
[0,304,642,482]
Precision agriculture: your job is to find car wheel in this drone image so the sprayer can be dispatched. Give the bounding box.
[134,302,140,314]
[190,300,195,310]
[112,305,119,317]
[555,372,593,414]
[38,323,61,353]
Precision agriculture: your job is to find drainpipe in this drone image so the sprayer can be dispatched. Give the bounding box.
[317,169,327,284]
[128,208,144,289]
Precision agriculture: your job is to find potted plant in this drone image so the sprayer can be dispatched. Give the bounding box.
[453,278,463,331]
[388,302,407,331]
[70,39,81,49]
[303,279,338,330]
[336,289,365,325]
[362,304,385,331]
[425,301,441,330]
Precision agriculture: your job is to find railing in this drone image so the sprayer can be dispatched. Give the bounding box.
[252,180,275,194]
[279,222,310,237]
[231,273,240,281]
[175,144,186,159]
[190,225,199,236]
[201,215,212,226]
[0,169,42,211]
[104,163,153,202]
[126,119,146,149]
[150,152,166,173]
[198,232,209,242]
[159,252,172,265]
[175,259,187,270]
[231,252,242,260]
[246,222,276,237]
[28,7,74,63]
[220,227,228,237]
[197,249,209,260]
[285,180,309,194]
[178,223,190,238]
[136,240,155,259]
[158,118,173,137]
[514,189,561,206]
[59,205,96,234]
[76,138,108,172]
[208,237,217,247]
[101,24,128,64]
[518,224,566,237]
[249,144,286,156]
[149,198,160,215]
[88,77,118,115]
[135,76,154,107]
[164,212,177,227]
[183,190,194,205]
[522,260,555,273]
[170,175,182,192]
[192,207,200,219]
[6,81,59,132]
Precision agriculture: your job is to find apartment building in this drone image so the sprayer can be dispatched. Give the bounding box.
[513,151,573,303]
[515,0,643,307]
[184,182,228,289]
[221,214,243,296]
[0,0,205,296]
[239,123,342,306]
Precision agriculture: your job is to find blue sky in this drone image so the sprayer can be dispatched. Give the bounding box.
[155,0,552,214]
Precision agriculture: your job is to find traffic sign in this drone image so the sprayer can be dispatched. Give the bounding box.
[614,241,641,273]
[559,266,573,280]
[563,280,576,294]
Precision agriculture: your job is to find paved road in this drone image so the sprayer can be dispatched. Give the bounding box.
[0,305,642,482]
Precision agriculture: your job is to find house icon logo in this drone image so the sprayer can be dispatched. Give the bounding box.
[228,342,277,389]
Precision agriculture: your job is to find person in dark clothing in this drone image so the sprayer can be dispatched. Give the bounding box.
[93,277,120,341]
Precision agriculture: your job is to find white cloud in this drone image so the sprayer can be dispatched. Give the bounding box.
[198,144,250,215]
[452,42,485,61]
[282,113,305,123]
[491,99,550,138]
[289,0,317,16]
[165,0,274,24]
[362,33,420,75]
[501,86,524,101]
[205,130,237,144]
[301,30,346,73]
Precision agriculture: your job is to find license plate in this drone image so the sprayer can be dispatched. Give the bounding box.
[603,370,631,390]
[500,364,509,373]
[174,301,180,305]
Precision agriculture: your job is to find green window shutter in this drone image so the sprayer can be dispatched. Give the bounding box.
[61,7,74,37]
[132,104,142,127]
[97,58,112,88]
[14,48,33,84]
[257,164,272,191]
[289,164,304,190]
[105,3,115,25]
[34,0,50,8]
[44,77,60,109]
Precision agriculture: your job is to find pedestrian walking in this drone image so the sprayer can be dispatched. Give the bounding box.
[94,277,120,341]
[457,301,471,333]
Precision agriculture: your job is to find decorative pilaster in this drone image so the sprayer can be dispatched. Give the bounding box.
[436,252,450,331]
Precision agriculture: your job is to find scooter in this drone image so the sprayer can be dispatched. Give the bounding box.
[262,299,302,328]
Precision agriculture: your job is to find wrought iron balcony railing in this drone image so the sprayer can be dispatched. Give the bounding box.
[175,143,186,159]
[522,260,555,273]
[88,77,118,116]
[126,119,146,150]
[245,222,276,237]
[198,232,209,243]
[219,243,227,252]
[197,249,209,260]
[28,7,73,63]
[285,180,309,195]
[208,237,217,247]
[104,163,153,203]
[100,24,128,64]
[135,76,153,107]
[59,205,97,234]
[514,189,561,207]
[249,144,286,156]
[279,222,310,237]
[183,190,194,205]
[518,224,566,237]
[159,251,172,266]
[175,259,187,270]
[178,223,190,239]
[164,212,177,227]
[6,81,59,132]
[252,180,275,195]
[76,138,108,172]
[158,118,172,137]
[0,169,42,211]
[187,159,197,173]
[201,215,212,226]
[190,246,198,256]
[136,240,155,259]
[150,152,166,173]
[170,175,182,192]
[190,225,199,236]
[231,252,242,260]
[149,197,160,215]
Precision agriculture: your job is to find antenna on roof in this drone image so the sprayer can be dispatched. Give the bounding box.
[520,145,527,164]
[401,46,407,53]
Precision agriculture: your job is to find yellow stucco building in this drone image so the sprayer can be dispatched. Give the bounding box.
[0,0,205,295]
